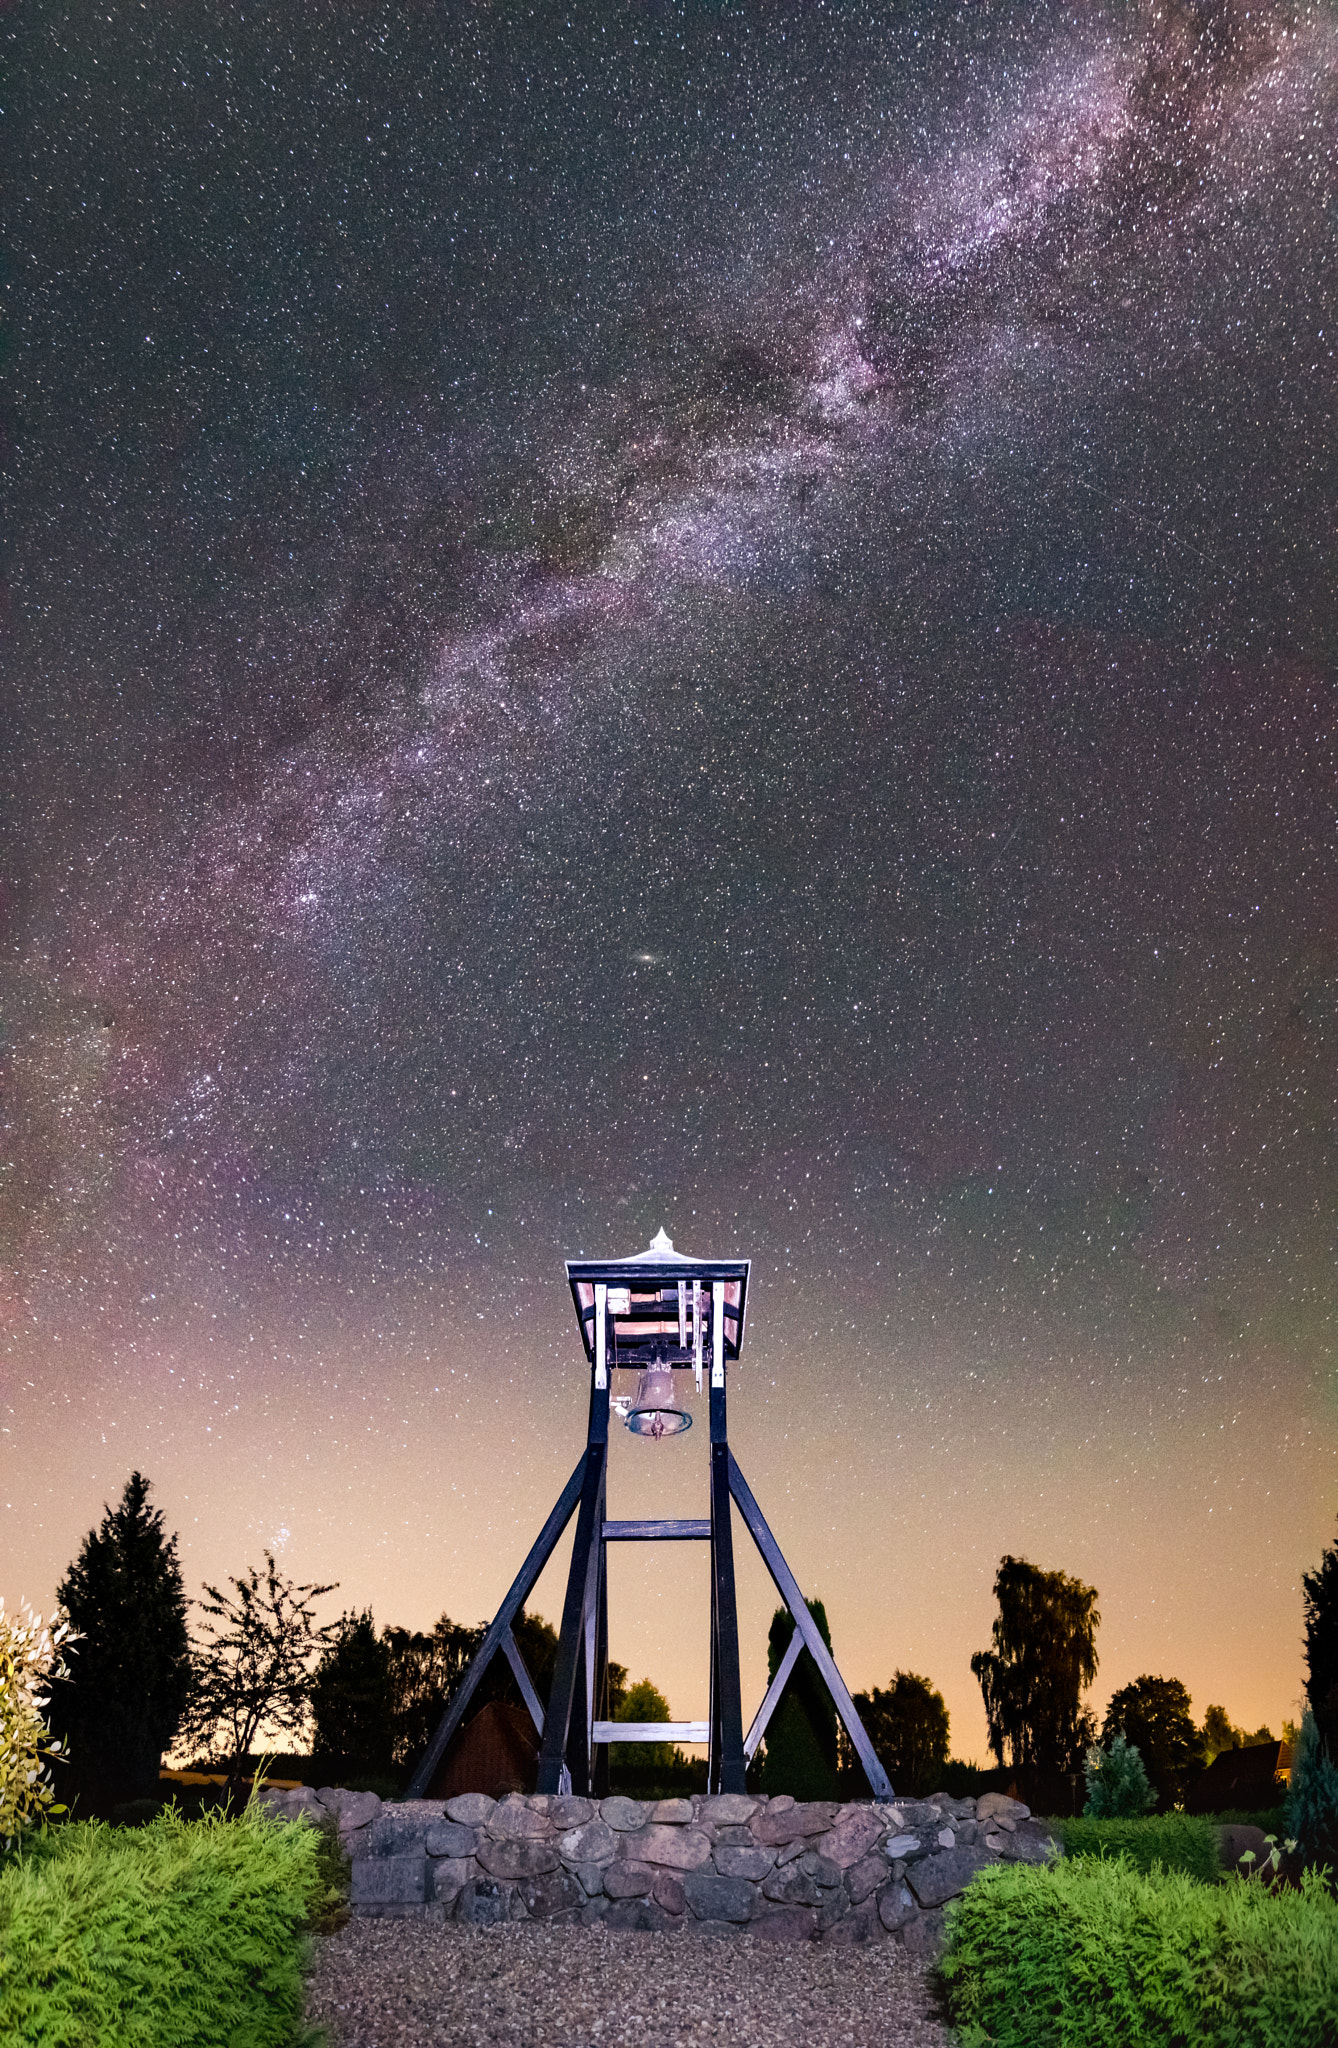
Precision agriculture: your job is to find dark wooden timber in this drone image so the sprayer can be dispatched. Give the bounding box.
[404,1452,586,1798]
[602,1518,711,1541]
[708,1375,747,1794]
[536,1372,609,1793]
[727,1451,893,1800]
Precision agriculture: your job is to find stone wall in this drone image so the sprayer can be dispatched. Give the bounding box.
[261,1785,1057,1952]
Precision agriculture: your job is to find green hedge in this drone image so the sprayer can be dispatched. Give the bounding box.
[0,1804,326,2047]
[940,1857,1338,2048]
[1051,1813,1220,1882]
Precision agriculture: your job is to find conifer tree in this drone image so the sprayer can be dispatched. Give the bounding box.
[1302,1518,1338,1756]
[310,1609,394,1779]
[48,1472,193,1804]
[758,1599,839,1799]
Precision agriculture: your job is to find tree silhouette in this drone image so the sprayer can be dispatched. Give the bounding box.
[48,1472,192,1806]
[759,1600,839,1800]
[613,1676,674,1770]
[971,1555,1099,1777]
[854,1671,950,1796]
[1302,1518,1338,1757]
[1102,1675,1200,1809]
[181,1551,336,1794]
[380,1608,561,1769]
[310,1609,394,1780]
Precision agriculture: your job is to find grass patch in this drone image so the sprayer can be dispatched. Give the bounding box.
[1050,1813,1220,1883]
[940,1856,1338,2048]
[0,1801,334,2046]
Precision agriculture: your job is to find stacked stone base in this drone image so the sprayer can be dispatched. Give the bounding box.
[262,1785,1057,1951]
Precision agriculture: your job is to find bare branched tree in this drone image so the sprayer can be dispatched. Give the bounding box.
[182,1551,336,1795]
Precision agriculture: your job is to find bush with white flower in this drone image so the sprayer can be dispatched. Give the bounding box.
[0,1597,78,1845]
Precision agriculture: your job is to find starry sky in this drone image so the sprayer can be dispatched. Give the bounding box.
[4,0,1335,1768]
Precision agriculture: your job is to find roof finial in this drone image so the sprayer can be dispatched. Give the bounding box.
[650,1226,674,1256]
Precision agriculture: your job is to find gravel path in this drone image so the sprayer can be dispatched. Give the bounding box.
[305,1919,958,2048]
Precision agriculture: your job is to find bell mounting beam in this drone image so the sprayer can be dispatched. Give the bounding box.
[408,1231,892,1805]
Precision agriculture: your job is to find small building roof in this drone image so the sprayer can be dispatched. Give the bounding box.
[565,1228,750,1370]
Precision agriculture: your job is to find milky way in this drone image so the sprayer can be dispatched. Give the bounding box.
[4,0,1335,1754]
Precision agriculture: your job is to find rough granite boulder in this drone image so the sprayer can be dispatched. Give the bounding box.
[430,1858,471,1905]
[546,1796,597,1830]
[476,1835,560,1880]
[682,1871,754,1922]
[906,1846,993,1909]
[877,1880,919,1932]
[846,1850,891,1904]
[762,1864,825,1908]
[815,1808,885,1869]
[560,1819,618,1867]
[697,1794,759,1826]
[455,1878,519,1927]
[603,1862,655,1900]
[445,1793,496,1826]
[628,1825,713,1871]
[425,1821,479,1859]
[714,1844,776,1881]
[605,1898,678,1933]
[487,1795,553,1840]
[601,1796,648,1831]
[750,1800,840,1846]
[516,1870,585,1919]
[976,1792,1029,1824]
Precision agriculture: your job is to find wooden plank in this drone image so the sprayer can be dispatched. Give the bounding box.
[728,1452,893,1800]
[592,1721,711,1744]
[502,1626,546,1739]
[743,1629,802,1761]
[602,1519,711,1541]
[404,1453,587,1798]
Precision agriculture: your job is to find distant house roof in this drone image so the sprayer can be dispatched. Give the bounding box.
[1184,1740,1289,1814]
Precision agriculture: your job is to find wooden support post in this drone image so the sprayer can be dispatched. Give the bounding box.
[728,1452,893,1799]
[405,1454,587,1798]
[708,1340,747,1795]
[537,1371,610,1793]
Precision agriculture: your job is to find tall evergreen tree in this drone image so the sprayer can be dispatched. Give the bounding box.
[971,1555,1099,1778]
[1302,1517,1338,1756]
[48,1472,193,1805]
[758,1599,839,1800]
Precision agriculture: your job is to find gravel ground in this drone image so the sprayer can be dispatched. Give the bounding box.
[304,1919,958,2048]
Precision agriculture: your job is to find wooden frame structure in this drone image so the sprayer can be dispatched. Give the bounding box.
[407,1232,892,1800]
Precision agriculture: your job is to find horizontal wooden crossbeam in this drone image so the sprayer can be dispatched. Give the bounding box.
[592,1721,710,1744]
[602,1519,711,1541]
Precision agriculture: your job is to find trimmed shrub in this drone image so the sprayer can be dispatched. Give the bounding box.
[940,1855,1338,2048]
[1083,1734,1155,1819]
[1051,1813,1220,1883]
[0,1801,328,2046]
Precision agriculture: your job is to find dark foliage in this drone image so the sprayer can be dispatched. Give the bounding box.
[310,1610,395,1780]
[758,1600,838,1800]
[971,1554,1099,1776]
[1103,1674,1202,1809]
[1303,1519,1338,1757]
[381,1608,560,1770]
[854,1670,950,1796]
[48,1472,193,1805]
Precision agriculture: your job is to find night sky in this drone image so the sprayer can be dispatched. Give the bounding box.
[4,0,1335,1767]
